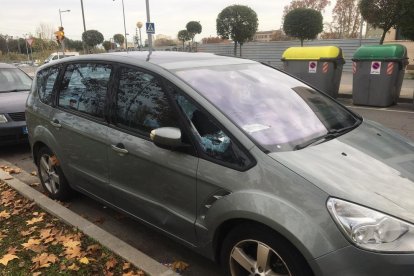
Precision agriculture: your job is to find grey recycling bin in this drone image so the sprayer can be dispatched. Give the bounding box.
[281,46,345,98]
[352,44,409,107]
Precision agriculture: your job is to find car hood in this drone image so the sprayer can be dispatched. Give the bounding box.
[269,120,414,223]
[0,91,29,113]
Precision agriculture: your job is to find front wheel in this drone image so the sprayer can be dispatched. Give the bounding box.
[36,147,73,201]
[221,224,313,276]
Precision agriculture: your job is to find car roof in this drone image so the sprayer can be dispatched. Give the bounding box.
[40,51,257,71]
[0,63,18,69]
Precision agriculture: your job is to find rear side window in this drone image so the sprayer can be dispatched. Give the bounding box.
[115,66,177,134]
[58,63,112,119]
[36,67,60,105]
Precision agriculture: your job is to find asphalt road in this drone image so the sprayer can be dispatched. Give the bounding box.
[1,102,414,276]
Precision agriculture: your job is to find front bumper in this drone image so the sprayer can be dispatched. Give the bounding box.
[310,245,414,276]
[0,121,28,146]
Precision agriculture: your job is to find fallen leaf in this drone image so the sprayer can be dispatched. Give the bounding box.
[7,247,19,255]
[22,238,41,248]
[79,257,89,264]
[63,240,81,249]
[86,244,100,253]
[26,216,43,225]
[0,254,19,266]
[0,210,11,219]
[171,260,189,272]
[105,258,118,270]
[32,272,42,276]
[32,253,58,268]
[31,171,38,176]
[123,262,131,271]
[30,182,40,187]
[67,263,80,271]
[65,247,83,259]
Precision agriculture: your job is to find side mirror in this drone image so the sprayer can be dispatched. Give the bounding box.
[150,127,183,149]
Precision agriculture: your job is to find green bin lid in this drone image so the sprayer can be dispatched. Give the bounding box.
[353,44,407,61]
[282,46,343,61]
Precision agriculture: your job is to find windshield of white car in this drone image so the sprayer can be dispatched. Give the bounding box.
[174,63,359,152]
[0,68,32,92]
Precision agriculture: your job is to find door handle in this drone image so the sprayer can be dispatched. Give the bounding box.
[111,144,129,155]
[50,119,61,128]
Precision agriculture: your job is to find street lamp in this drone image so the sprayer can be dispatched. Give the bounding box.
[59,9,71,28]
[113,0,128,51]
[137,21,143,51]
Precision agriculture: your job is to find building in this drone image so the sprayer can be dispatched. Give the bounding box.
[253,31,277,42]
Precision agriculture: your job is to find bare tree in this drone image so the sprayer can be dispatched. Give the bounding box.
[331,0,361,38]
[35,23,55,40]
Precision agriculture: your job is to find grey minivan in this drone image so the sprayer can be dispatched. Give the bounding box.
[26,52,414,276]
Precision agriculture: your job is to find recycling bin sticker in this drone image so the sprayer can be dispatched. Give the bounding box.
[371,61,381,75]
[308,61,318,73]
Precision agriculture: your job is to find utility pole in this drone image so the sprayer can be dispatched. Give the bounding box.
[146,0,152,60]
[80,0,88,53]
[137,21,143,51]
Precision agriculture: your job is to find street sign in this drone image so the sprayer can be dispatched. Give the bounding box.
[146,22,155,34]
[371,61,381,75]
[26,38,34,46]
[308,61,317,73]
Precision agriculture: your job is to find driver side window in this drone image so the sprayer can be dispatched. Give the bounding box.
[175,93,252,170]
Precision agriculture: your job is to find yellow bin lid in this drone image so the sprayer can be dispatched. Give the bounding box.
[282,46,342,60]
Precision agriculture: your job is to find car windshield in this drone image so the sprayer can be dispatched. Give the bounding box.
[0,68,32,92]
[174,63,359,152]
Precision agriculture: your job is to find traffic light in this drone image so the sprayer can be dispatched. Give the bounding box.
[54,27,65,44]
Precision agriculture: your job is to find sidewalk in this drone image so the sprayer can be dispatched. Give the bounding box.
[338,72,414,102]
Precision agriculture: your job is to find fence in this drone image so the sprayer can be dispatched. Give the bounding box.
[197,39,380,72]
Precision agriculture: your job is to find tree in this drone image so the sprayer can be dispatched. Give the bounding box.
[65,39,84,51]
[186,21,202,51]
[201,36,229,44]
[216,5,258,57]
[113,33,125,47]
[398,0,414,41]
[177,30,191,51]
[330,0,361,38]
[82,30,104,48]
[35,23,55,40]
[154,38,177,47]
[102,41,112,51]
[283,0,330,21]
[283,8,323,46]
[360,0,402,44]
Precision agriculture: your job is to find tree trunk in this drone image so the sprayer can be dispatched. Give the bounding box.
[380,29,387,45]
[233,41,237,56]
[239,43,242,57]
[182,40,184,51]
[301,39,304,47]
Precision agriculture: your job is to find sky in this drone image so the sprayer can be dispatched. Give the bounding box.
[0,0,334,42]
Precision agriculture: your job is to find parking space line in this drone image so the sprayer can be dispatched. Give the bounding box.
[345,105,414,114]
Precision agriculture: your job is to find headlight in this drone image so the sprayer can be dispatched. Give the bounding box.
[0,114,8,123]
[327,198,414,252]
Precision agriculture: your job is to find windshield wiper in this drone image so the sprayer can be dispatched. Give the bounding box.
[294,120,361,150]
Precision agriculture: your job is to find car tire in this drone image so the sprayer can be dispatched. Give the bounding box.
[220,223,313,276]
[36,146,73,201]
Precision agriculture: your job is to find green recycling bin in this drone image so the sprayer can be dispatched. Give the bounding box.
[282,46,345,98]
[352,44,409,107]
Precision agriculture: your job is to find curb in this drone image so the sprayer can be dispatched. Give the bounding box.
[0,161,177,276]
[338,93,413,104]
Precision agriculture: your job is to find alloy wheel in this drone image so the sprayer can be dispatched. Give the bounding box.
[39,154,61,195]
[229,239,292,276]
